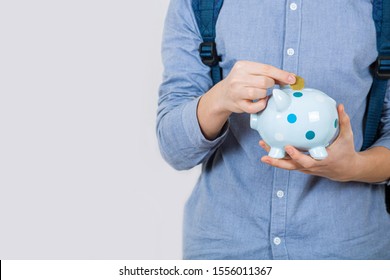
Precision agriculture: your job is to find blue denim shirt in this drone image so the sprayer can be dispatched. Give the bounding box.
[157,0,390,259]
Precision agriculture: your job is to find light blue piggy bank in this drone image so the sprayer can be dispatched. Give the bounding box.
[250,87,339,160]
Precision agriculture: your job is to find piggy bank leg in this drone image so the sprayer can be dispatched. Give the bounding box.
[269,147,286,159]
[308,146,328,160]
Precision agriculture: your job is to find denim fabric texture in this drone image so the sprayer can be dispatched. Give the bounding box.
[157,0,390,259]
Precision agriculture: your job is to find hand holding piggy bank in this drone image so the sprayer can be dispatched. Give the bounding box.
[250,87,339,160]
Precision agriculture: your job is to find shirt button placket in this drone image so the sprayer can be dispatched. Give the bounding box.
[283,0,302,74]
[270,1,302,260]
[270,168,290,259]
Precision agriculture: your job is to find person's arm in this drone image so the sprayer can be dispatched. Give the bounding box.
[352,146,390,183]
[157,0,226,170]
[157,0,295,170]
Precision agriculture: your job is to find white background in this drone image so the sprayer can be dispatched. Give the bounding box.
[0,0,199,259]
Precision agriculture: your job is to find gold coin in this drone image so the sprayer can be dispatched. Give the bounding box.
[290,75,305,90]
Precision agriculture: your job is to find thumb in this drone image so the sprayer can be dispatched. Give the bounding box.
[337,104,353,139]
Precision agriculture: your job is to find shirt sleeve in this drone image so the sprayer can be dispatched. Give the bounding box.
[372,81,390,150]
[156,0,229,170]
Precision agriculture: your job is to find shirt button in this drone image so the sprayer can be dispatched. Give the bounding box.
[277,190,285,198]
[273,237,282,245]
[290,3,298,11]
[287,48,295,56]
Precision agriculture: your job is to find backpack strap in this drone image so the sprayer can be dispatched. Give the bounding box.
[368,0,390,214]
[362,0,390,151]
[192,0,224,85]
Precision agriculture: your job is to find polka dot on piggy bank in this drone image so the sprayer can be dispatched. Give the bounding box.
[293,92,303,98]
[305,130,316,140]
[287,114,297,123]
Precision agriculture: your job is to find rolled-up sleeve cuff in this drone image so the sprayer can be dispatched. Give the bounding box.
[181,96,229,150]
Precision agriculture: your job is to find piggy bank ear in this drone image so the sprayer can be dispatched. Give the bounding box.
[273,89,291,112]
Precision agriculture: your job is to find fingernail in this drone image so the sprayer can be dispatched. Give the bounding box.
[288,75,296,84]
[285,147,293,154]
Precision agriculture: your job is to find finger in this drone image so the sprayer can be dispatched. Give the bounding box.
[242,98,268,114]
[242,87,268,101]
[236,61,296,85]
[259,140,270,152]
[284,145,318,169]
[245,75,275,89]
[336,104,353,139]
[261,156,302,170]
[259,141,293,159]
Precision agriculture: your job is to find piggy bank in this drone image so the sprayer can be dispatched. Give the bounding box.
[250,87,339,160]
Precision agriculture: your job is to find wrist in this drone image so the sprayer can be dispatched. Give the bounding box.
[200,81,232,121]
[346,147,390,183]
[208,80,232,118]
[347,152,364,182]
[197,81,231,140]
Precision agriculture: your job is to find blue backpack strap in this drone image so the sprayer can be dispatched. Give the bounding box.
[192,0,224,85]
[362,0,390,151]
[368,0,390,215]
